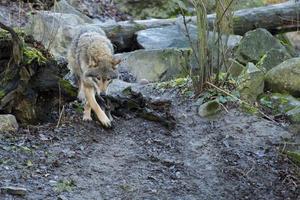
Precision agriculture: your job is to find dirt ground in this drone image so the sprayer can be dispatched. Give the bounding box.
[0,87,299,200]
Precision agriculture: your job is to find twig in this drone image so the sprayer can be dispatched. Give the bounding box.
[56,105,65,128]
[245,166,254,177]
[205,82,277,124]
[179,9,200,68]
[220,102,229,113]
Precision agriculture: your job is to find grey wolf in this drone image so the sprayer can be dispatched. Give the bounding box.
[67,30,120,127]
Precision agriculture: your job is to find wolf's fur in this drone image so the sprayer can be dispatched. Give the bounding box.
[67,31,119,127]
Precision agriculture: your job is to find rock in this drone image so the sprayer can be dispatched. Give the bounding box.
[265,57,300,97]
[116,48,192,82]
[237,62,264,102]
[58,194,69,200]
[260,93,300,114]
[136,24,242,71]
[139,79,150,85]
[286,31,300,51]
[0,114,19,132]
[114,0,190,19]
[52,0,92,23]
[259,93,300,124]
[276,33,297,57]
[228,58,245,77]
[198,100,221,118]
[286,107,300,123]
[107,79,134,95]
[257,48,292,72]
[0,186,27,196]
[26,11,106,58]
[136,25,191,49]
[136,24,242,51]
[235,28,290,64]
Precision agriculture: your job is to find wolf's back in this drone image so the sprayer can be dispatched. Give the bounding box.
[67,27,113,77]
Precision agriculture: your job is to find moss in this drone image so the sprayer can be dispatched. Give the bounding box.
[0,28,26,40]
[59,79,77,98]
[54,179,76,193]
[0,90,5,100]
[276,34,296,56]
[23,46,47,65]
[73,102,84,113]
[241,102,259,114]
[256,54,267,71]
[155,77,193,97]
[133,23,147,31]
[286,151,300,166]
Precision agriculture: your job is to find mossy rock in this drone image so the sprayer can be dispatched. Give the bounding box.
[235,28,290,65]
[276,33,297,57]
[256,49,291,72]
[228,58,245,77]
[286,107,300,123]
[265,58,300,97]
[237,62,264,102]
[198,100,221,118]
[260,93,300,114]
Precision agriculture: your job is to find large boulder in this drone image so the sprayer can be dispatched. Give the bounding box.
[235,28,291,66]
[260,93,300,124]
[137,24,242,71]
[0,114,19,132]
[52,0,92,23]
[286,32,300,51]
[107,79,134,95]
[265,58,300,97]
[237,62,264,102]
[136,24,242,51]
[26,11,106,58]
[286,107,300,124]
[257,48,292,72]
[116,48,192,82]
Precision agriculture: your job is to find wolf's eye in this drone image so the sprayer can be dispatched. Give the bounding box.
[103,78,111,83]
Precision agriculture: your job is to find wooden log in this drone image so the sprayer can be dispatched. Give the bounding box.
[97,87,176,129]
[100,2,300,50]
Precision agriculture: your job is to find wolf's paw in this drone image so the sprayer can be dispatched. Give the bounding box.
[83,115,92,121]
[100,115,111,128]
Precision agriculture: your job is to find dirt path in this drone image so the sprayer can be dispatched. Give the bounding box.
[0,88,299,200]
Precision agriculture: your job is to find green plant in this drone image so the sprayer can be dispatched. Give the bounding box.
[54,179,76,193]
[23,46,47,65]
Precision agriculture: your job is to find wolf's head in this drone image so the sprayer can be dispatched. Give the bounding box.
[85,58,121,93]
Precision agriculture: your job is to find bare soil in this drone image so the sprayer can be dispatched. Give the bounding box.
[0,87,299,200]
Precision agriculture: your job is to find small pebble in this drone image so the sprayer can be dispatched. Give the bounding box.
[139,79,149,85]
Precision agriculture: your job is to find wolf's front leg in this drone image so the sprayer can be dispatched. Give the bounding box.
[83,102,92,121]
[78,80,86,102]
[84,86,111,127]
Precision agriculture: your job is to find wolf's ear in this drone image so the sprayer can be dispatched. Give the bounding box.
[111,58,121,70]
